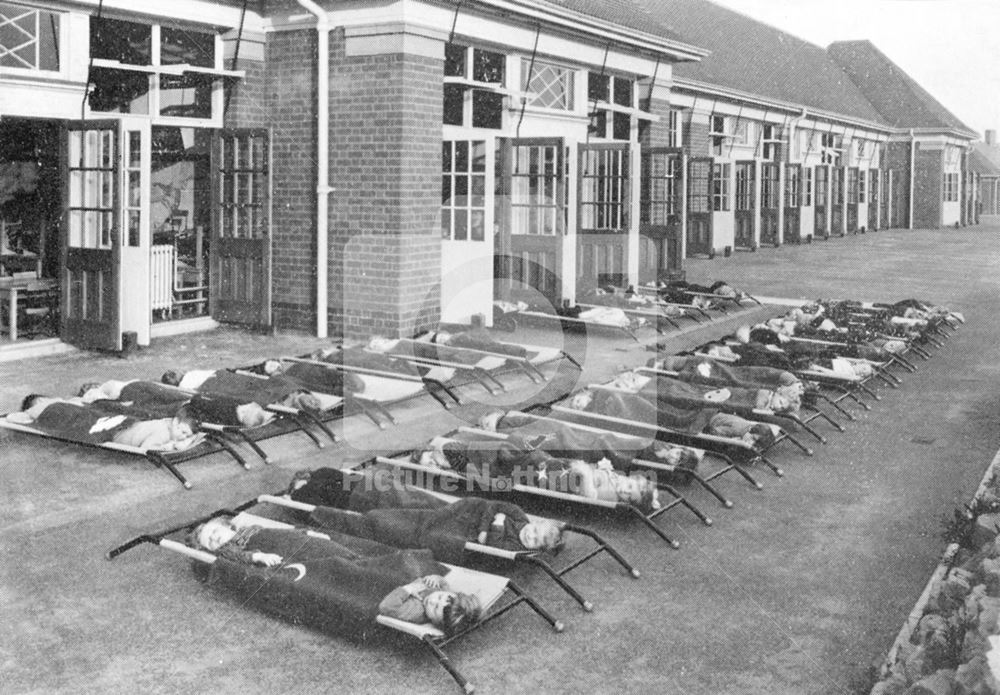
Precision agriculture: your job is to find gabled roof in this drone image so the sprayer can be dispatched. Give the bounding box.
[635,0,886,125]
[828,40,977,138]
[970,143,1000,177]
[540,0,687,42]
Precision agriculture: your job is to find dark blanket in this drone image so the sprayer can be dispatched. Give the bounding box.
[320,347,423,379]
[391,341,483,367]
[113,381,191,419]
[33,401,135,444]
[637,375,765,412]
[198,371,305,407]
[308,496,531,564]
[443,329,528,359]
[278,362,365,396]
[675,360,794,391]
[582,389,719,434]
[208,527,444,641]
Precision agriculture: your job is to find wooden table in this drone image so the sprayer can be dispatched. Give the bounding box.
[0,277,58,342]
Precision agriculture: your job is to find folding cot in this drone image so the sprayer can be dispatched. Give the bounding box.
[491,304,650,342]
[250,467,639,612]
[370,429,716,548]
[586,371,831,448]
[108,510,564,693]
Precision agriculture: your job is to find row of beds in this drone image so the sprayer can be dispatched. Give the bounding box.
[8,288,956,692]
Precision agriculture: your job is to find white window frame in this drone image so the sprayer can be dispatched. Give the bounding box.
[0,2,67,77]
[444,43,509,131]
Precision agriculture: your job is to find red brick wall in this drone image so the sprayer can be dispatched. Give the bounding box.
[684,115,710,156]
[327,28,443,339]
[640,97,674,148]
[912,145,943,229]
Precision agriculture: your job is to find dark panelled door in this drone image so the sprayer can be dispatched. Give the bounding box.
[686,157,713,257]
[212,129,271,327]
[495,138,566,306]
[577,143,630,293]
[62,120,121,350]
[734,161,755,249]
[760,162,779,246]
[783,163,801,243]
[814,165,828,238]
[639,148,683,283]
[868,168,880,230]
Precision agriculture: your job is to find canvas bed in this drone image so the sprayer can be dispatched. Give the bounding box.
[369,429,716,548]
[250,466,638,612]
[107,510,564,694]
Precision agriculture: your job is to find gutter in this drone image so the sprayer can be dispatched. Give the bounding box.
[295,0,330,339]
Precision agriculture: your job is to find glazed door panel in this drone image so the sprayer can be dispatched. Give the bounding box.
[639,148,683,283]
[760,162,779,246]
[814,165,829,238]
[212,129,271,327]
[578,143,630,292]
[783,163,801,243]
[686,157,713,257]
[734,161,755,249]
[61,120,121,350]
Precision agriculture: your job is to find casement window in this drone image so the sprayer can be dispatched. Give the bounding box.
[802,167,813,206]
[442,140,487,241]
[943,172,960,202]
[858,169,866,204]
[588,73,636,141]
[444,43,506,130]
[88,17,229,121]
[710,114,729,156]
[761,163,779,208]
[855,139,867,159]
[785,165,801,207]
[712,163,730,211]
[761,124,782,161]
[640,152,682,224]
[520,58,574,111]
[688,160,711,214]
[0,2,62,72]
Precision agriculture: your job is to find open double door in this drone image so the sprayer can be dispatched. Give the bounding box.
[61,121,270,350]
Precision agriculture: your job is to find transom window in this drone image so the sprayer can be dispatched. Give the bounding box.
[761,163,779,209]
[442,140,487,241]
[0,2,61,71]
[521,58,574,111]
[785,165,801,207]
[821,133,843,165]
[761,124,782,161]
[667,110,683,148]
[443,43,506,130]
[88,17,224,121]
[588,73,635,141]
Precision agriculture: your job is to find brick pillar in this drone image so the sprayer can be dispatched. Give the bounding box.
[912,145,943,229]
[328,25,445,339]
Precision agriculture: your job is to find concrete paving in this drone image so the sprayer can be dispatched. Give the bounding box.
[1,225,999,694]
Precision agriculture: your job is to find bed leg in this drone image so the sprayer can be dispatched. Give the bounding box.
[657,483,713,525]
[106,534,157,560]
[793,419,827,444]
[233,431,271,464]
[627,505,680,548]
[291,415,325,449]
[805,409,846,433]
[476,368,506,394]
[422,636,475,694]
[815,393,855,420]
[703,452,760,491]
[561,352,583,370]
[299,411,338,444]
[890,354,917,372]
[686,470,734,508]
[505,581,564,633]
[161,457,192,489]
[208,434,251,470]
[522,556,594,611]
[560,524,640,578]
[755,455,784,477]
[909,345,931,360]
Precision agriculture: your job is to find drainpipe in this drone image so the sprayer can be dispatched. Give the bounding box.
[908,129,915,230]
[296,0,330,338]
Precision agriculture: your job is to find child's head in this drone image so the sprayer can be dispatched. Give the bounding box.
[161,370,184,386]
[190,517,236,552]
[170,406,199,441]
[518,519,564,552]
[424,591,482,636]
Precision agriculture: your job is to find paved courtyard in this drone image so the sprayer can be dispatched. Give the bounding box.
[2,225,1000,694]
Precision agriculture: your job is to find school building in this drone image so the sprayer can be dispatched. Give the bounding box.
[0,0,983,353]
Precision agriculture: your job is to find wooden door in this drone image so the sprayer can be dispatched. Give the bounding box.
[639,148,683,283]
[686,157,713,257]
[760,162,779,246]
[578,143,630,293]
[868,168,880,231]
[814,165,829,238]
[783,163,801,243]
[495,138,566,306]
[846,167,859,233]
[734,161,755,249]
[831,167,845,236]
[212,129,271,327]
[61,120,121,350]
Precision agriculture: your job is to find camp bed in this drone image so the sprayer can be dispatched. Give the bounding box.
[107,511,563,694]
[372,432,713,549]
[252,478,638,613]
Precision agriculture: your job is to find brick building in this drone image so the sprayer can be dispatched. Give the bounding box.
[0,0,983,354]
[970,132,1000,223]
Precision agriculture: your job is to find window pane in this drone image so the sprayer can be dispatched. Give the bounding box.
[160,26,215,68]
[444,43,466,77]
[523,60,573,110]
[159,74,214,119]
[443,84,464,126]
[88,67,150,114]
[588,72,609,102]
[0,4,61,70]
[473,48,504,83]
[471,141,486,172]
[91,17,151,64]
[454,140,468,172]
[472,90,503,129]
[454,209,468,240]
[613,112,630,141]
[613,77,633,107]
[471,210,485,241]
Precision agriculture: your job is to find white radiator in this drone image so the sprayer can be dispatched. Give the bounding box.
[150,244,175,311]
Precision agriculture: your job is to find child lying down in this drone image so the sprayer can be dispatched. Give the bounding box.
[11,394,203,451]
[190,516,482,636]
